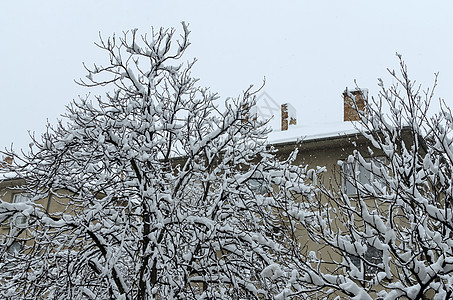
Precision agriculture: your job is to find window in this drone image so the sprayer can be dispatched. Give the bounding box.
[8,241,20,255]
[248,178,269,195]
[350,244,383,278]
[342,157,385,195]
[343,161,366,195]
[3,241,21,272]
[13,193,30,226]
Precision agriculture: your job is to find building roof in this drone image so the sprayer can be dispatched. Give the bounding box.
[1,122,364,181]
[267,121,361,145]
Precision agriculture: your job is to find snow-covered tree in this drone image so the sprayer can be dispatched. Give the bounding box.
[296,55,453,299]
[0,24,313,299]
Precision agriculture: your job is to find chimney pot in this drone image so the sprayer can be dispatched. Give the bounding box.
[343,88,367,121]
[281,103,296,131]
[4,156,13,165]
[1,156,13,169]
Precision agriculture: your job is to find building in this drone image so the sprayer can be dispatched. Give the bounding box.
[0,89,399,297]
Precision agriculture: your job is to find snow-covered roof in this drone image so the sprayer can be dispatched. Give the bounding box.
[0,171,19,181]
[1,122,363,181]
[267,121,361,145]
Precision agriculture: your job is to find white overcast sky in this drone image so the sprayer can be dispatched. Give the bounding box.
[1,1,453,152]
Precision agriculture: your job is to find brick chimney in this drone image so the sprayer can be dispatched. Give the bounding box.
[4,156,13,165]
[241,103,257,123]
[281,103,296,131]
[1,156,13,169]
[343,88,367,121]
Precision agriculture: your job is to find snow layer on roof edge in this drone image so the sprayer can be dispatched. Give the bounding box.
[0,172,19,181]
[267,121,361,144]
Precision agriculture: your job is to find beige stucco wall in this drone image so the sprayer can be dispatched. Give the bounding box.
[0,178,68,240]
[275,133,388,297]
[274,130,420,298]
